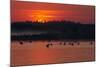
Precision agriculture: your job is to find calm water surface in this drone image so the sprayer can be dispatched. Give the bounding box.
[11,41,95,66]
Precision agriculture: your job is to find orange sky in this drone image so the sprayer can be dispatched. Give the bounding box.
[11,1,95,24]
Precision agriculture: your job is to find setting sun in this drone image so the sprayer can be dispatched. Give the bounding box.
[29,10,56,23]
[35,15,46,23]
[30,14,53,23]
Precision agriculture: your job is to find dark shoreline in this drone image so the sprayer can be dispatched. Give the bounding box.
[11,21,95,41]
[11,37,95,41]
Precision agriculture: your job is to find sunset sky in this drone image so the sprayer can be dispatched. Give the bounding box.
[11,0,95,24]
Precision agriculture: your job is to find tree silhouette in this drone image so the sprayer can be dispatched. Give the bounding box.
[11,20,95,41]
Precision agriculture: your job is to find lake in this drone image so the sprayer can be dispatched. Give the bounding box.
[11,40,95,66]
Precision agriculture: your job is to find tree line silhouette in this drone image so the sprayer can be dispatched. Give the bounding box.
[11,20,95,41]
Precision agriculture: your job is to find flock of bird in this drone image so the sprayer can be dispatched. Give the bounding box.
[19,40,93,48]
[46,41,80,48]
